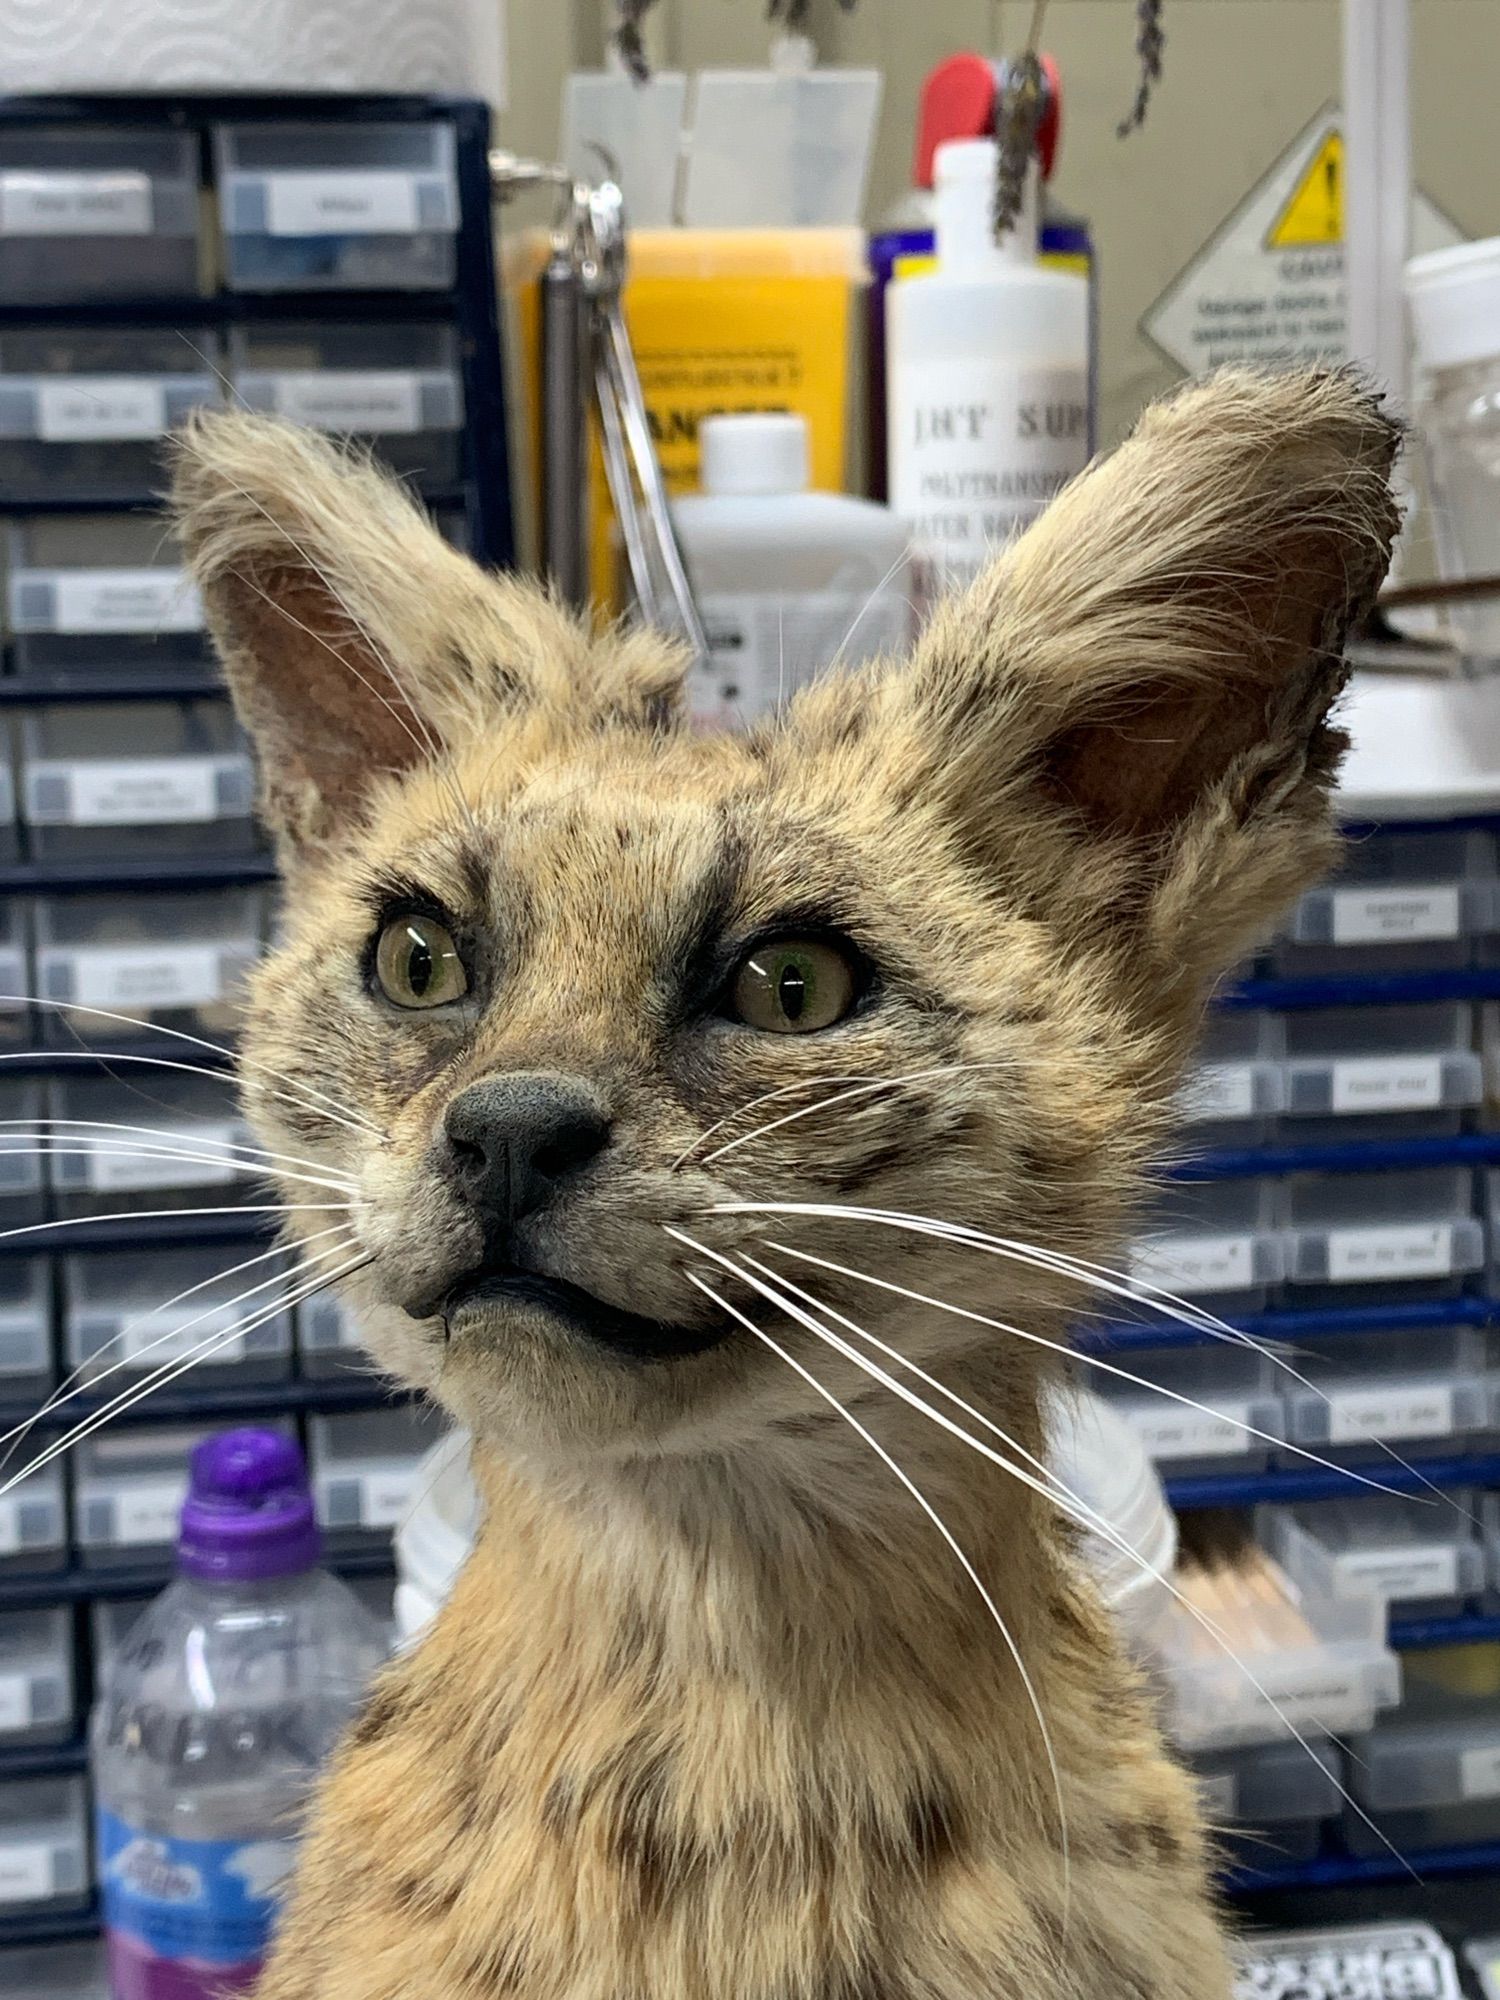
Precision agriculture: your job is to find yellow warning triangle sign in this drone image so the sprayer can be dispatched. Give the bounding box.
[1266,129,1343,248]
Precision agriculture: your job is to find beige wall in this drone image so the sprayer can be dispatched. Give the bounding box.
[499,0,1500,444]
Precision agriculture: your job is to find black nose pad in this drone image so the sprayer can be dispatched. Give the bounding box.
[441,1074,611,1236]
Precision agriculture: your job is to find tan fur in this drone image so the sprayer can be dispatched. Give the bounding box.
[170,368,1400,2000]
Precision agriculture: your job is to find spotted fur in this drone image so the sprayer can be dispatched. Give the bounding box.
[170,367,1400,2000]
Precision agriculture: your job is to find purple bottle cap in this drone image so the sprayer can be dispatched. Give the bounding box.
[177,1428,322,1584]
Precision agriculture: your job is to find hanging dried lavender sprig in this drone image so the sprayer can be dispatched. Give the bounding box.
[613,0,659,83]
[993,50,1045,238]
[1117,0,1166,137]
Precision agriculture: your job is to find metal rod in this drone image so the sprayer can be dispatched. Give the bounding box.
[540,239,589,607]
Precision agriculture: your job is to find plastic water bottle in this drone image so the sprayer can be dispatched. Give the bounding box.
[91,1428,388,1999]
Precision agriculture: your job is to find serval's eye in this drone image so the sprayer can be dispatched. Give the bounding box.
[729,939,857,1035]
[374,915,469,1010]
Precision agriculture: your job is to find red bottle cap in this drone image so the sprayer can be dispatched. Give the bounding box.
[912,52,998,190]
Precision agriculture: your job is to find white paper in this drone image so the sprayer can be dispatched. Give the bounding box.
[1330,1056,1445,1114]
[1325,1223,1455,1283]
[0,1672,33,1732]
[84,1121,243,1193]
[1128,1399,1255,1463]
[1335,1544,1460,1601]
[49,569,201,635]
[1130,1233,1254,1296]
[35,375,166,441]
[1460,1744,1500,1801]
[0,1841,54,1903]
[1326,1384,1456,1444]
[1330,884,1462,945]
[66,944,229,1013]
[0,169,151,236]
[53,758,219,827]
[112,1480,187,1546]
[270,371,423,434]
[1180,1063,1257,1124]
[263,170,421,237]
[358,1471,417,1529]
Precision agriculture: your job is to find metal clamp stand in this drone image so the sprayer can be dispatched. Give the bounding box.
[491,153,708,670]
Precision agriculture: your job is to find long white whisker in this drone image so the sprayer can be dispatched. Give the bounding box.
[0,995,381,1140]
[0,1115,359,1187]
[0,1225,356,1464]
[758,1238,1408,1499]
[686,1264,1072,1917]
[0,1204,354,1253]
[827,541,913,671]
[0,1125,357,1197]
[3,1250,373,1497]
[729,1249,1413,1870]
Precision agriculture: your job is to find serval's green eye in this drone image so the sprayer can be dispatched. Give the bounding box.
[731,939,857,1035]
[375,915,469,1010]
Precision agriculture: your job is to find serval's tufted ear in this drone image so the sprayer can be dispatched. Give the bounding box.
[171,411,688,863]
[788,367,1401,980]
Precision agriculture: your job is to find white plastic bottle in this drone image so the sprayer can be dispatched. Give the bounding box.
[886,136,1089,599]
[672,412,913,729]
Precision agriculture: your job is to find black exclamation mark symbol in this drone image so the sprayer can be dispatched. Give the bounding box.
[1326,148,1340,239]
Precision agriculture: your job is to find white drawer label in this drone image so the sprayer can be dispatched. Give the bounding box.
[113,1480,186,1546]
[1181,1063,1257,1124]
[85,1121,242,1193]
[1330,1056,1445,1114]
[1326,1383,1456,1444]
[0,1841,54,1903]
[121,1311,245,1366]
[271,371,423,434]
[1330,884,1462,945]
[359,1471,417,1529]
[1195,1771,1238,1822]
[1335,1545,1460,1601]
[1460,1744,1500,1800]
[1130,1233,1254,1296]
[50,569,201,635]
[0,1670,33,1731]
[1325,1223,1456,1283]
[67,944,230,1013]
[1128,1399,1254,1463]
[56,758,218,826]
[1258,1660,1363,1716]
[36,376,166,441]
[263,171,421,237]
[0,1498,20,1556]
[0,169,152,236]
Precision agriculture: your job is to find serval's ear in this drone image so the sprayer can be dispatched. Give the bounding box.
[171,411,688,863]
[789,366,1401,981]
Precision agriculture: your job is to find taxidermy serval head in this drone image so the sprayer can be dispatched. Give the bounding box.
[171,369,1397,1488]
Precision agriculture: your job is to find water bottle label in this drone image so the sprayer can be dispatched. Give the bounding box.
[98,1806,294,1997]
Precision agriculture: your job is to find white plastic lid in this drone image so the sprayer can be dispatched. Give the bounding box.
[933,136,1036,273]
[1406,236,1500,373]
[699,412,809,497]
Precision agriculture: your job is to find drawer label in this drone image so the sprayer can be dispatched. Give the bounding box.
[1330,884,1462,945]
[121,1312,246,1366]
[44,757,219,825]
[112,1480,187,1546]
[1127,1399,1254,1463]
[36,375,167,441]
[271,371,423,434]
[1330,1056,1445,1114]
[1459,1744,1500,1801]
[0,1670,33,1731]
[1130,1232,1254,1296]
[1335,1545,1460,1601]
[1181,1063,1257,1124]
[0,1498,19,1556]
[0,1839,54,1903]
[1326,1384,1457,1444]
[358,1471,417,1529]
[1325,1223,1456,1283]
[85,1121,243,1193]
[67,944,231,1012]
[0,169,152,236]
[50,569,202,635]
[263,170,421,237]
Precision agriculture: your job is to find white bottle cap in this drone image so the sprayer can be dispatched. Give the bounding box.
[933,136,1036,274]
[1407,236,1500,373]
[698,412,810,496]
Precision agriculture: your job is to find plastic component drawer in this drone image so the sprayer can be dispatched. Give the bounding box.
[0,126,198,304]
